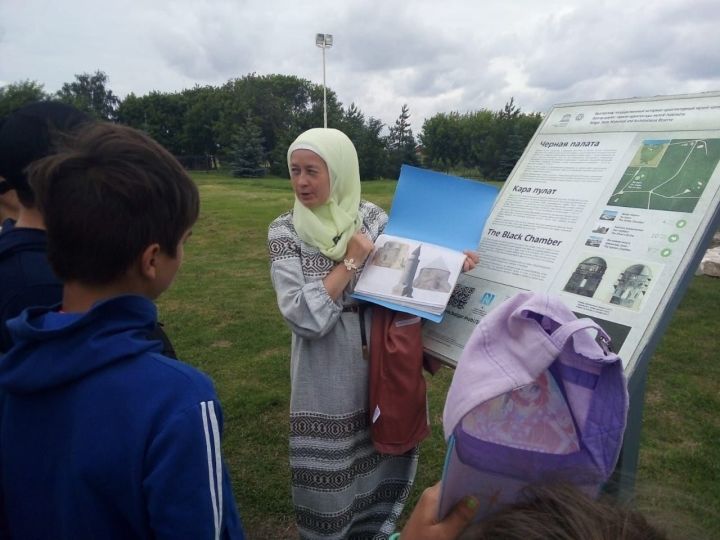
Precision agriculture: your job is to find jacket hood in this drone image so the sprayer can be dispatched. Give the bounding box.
[0,220,47,259]
[0,222,48,260]
[0,295,161,394]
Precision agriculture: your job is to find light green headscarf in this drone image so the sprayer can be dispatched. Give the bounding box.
[288,128,361,261]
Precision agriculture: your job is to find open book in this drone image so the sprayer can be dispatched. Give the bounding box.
[352,165,499,322]
[354,233,467,318]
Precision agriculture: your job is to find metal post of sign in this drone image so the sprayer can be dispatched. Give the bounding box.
[607,198,720,501]
[605,359,650,500]
[315,33,333,128]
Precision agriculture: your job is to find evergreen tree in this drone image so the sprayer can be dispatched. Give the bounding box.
[357,117,386,180]
[230,114,266,178]
[385,104,418,178]
[339,104,385,180]
[497,96,520,120]
[495,125,525,180]
[494,97,524,179]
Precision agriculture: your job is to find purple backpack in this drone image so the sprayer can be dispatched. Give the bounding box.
[438,291,628,520]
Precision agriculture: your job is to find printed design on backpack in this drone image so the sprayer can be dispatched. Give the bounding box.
[460,371,580,454]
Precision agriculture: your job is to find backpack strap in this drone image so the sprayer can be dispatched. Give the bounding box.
[549,318,620,363]
[357,303,369,360]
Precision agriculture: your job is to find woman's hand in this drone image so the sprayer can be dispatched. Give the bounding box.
[462,250,479,272]
[345,231,374,266]
[323,232,374,302]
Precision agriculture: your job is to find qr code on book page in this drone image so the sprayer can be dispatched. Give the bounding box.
[448,285,475,310]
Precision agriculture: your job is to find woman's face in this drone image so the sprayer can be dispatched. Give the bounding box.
[290,149,331,209]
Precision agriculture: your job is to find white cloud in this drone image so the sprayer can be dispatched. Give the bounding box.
[1,0,719,128]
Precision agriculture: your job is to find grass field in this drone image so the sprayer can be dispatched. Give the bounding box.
[157,172,719,539]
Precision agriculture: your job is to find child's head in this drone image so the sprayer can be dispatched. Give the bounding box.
[27,122,199,293]
[0,101,91,208]
[457,483,667,540]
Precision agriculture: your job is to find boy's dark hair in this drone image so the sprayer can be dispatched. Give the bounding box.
[457,483,668,540]
[0,101,91,207]
[27,122,199,285]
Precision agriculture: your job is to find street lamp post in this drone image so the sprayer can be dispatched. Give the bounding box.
[315,33,333,128]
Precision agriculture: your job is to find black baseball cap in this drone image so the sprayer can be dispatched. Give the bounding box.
[0,101,91,203]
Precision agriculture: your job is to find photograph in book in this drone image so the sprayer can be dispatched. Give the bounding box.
[354,234,466,313]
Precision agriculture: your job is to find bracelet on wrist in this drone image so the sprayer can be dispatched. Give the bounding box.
[343,258,359,272]
[388,533,401,540]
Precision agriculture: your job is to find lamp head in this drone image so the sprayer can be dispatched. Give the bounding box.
[315,33,333,48]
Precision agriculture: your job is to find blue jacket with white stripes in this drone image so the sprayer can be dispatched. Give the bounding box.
[0,294,244,539]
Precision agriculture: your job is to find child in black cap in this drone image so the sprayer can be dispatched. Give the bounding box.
[0,101,90,352]
[0,101,176,355]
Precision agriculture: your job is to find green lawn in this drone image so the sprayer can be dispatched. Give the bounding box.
[157,172,719,539]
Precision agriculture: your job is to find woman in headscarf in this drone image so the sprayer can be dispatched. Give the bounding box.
[267,128,416,539]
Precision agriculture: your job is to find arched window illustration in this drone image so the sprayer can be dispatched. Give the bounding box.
[610,264,652,309]
[564,257,607,297]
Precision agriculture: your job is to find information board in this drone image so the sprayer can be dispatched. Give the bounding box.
[424,92,720,378]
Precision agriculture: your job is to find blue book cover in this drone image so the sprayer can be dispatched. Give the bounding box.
[353,165,499,322]
[385,165,499,251]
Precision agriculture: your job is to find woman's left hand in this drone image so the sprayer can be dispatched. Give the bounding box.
[462,250,479,272]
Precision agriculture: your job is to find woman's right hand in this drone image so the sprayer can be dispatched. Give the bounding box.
[345,232,374,266]
[322,232,374,302]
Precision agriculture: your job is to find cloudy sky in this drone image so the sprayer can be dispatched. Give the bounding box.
[2,0,720,130]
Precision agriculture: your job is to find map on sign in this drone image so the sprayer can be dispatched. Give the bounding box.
[608,138,720,212]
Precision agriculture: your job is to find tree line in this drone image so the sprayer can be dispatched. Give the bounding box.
[0,71,543,181]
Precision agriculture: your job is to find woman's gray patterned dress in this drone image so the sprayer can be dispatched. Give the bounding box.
[268,200,418,540]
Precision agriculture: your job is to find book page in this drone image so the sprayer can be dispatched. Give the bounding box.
[352,166,498,321]
[355,234,466,315]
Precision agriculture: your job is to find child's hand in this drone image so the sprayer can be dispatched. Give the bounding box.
[462,250,479,272]
[399,482,478,540]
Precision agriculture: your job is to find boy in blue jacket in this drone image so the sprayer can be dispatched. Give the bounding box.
[0,122,244,539]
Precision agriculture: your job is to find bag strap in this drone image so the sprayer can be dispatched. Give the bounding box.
[550,318,603,345]
[508,295,621,363]
[358,303,369,360]
[549,317,620,362]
